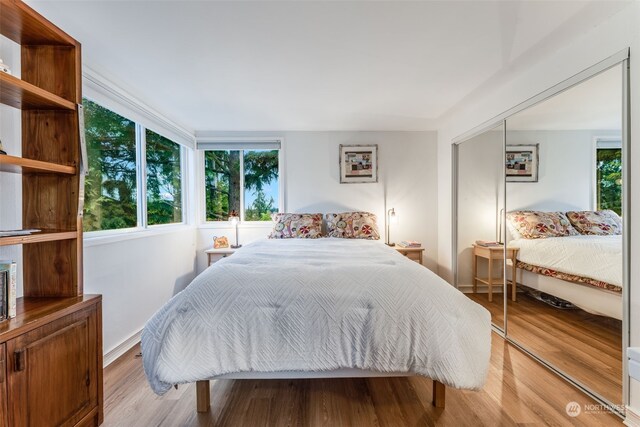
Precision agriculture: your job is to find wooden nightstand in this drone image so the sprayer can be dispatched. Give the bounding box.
[395,246,425,264]
[205,248,236,266]
[472,244,518,302]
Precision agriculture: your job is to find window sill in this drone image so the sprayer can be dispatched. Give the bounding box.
[198,222,273,229]
[83,223,194,247]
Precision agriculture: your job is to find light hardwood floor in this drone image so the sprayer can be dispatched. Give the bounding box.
[103,336,621,426]
[468,290,622,404]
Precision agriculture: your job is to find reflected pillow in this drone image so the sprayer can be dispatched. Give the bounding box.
[325,212,380,240]
[268,213,323,239]
[565,210,622,235]
[506,211,579,239]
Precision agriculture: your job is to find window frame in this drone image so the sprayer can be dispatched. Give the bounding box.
[198,138,285,226]
[591,136,622,212]
[82,96,188,237]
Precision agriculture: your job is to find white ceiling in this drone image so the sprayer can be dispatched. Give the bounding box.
[507,64,623,131]
[26,0,631,132]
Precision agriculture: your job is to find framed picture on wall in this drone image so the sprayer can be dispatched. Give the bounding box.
[506,144,539,182]
[339,144,378,183]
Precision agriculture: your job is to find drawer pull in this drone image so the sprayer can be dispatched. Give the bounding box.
[14,349,25,372]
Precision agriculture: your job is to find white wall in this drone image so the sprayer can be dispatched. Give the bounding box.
[196,131,439,273]
[84,228,197,355]
[506,130,620,212]
[435,0,640,410]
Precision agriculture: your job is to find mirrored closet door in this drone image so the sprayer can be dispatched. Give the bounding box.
[456,122,506,330]
[455,54,628,412]
[505,63,625,407]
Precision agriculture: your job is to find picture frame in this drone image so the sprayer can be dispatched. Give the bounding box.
[506,144,539,182]
[339,144,378,184]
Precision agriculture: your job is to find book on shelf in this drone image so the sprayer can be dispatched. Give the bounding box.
[398,240,421,248]
[0,260,16,319]
[0,270,7,321]
[475,240,502,247]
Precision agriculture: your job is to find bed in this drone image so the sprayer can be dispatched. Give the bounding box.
[141,238,492,412]
[508,235,622,319]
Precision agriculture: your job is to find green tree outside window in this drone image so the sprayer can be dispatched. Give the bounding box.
[82,98,137,232]
[596,148,622,216]
[205,149,279,221]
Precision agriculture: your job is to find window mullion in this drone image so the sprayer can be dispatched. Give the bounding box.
[239,150,245,222]
[137,124,148,229]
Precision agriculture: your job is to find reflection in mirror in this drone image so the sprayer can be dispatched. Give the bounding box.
[456,123,506,330]
[505,64,623,406]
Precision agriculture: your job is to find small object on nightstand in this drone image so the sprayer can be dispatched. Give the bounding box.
[205,247,236,266]
[213,236,229,249]
[395,245,425,264]
[472,243,519,302]
[228,211,242,248]
[386,208,398,246]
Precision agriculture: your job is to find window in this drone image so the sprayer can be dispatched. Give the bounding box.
[82,97,186,232]
[83,98,137,232]
[204,148,280,222]
[595,140,622,215]
[146,129,183,225]
[244,150,279,221]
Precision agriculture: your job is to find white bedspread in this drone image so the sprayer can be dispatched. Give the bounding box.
[142,238,491,395]
[511,235,622,287]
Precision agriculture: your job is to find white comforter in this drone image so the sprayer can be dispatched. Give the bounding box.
[511,235,622,287]
[142,238,491,395]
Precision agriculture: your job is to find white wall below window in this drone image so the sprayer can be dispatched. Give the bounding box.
[84,227,197,355]
[196,131,439,273]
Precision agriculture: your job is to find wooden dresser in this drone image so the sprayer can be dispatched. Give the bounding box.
[0,0,103,425]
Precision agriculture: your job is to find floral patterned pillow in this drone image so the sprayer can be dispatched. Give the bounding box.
[268,213,323,239]
[325,212,380,240]
[506,211,579,239]
[565,210,622,235]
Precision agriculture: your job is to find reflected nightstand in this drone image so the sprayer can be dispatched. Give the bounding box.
[472,244,518,302]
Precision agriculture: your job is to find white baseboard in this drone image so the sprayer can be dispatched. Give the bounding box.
[624,406,640,426]
[103,329,142,368]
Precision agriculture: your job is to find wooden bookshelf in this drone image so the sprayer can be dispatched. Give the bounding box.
[0,0,103,424]
[0,72,76,110]
[0,0,75,46]
[0,154,76,174]
[0,295,100,343]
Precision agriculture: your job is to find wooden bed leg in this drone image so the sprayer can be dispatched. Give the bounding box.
[432,380,446,408]
[196,380,211,413]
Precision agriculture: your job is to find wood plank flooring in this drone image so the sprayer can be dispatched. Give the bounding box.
[102,336,622,426]
[468,290,622,404]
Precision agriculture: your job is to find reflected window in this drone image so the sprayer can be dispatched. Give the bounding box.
[595,139,622,215]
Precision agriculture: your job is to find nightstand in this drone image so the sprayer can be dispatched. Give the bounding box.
[472,244,518,302]
[395,246,425,264]
[205,248,236,266]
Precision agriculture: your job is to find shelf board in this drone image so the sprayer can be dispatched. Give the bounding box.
[0,230,77,246]
[0,72,76,110]
[0,0,76,46]
[0,295,101,343]
[0,154,76,174]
